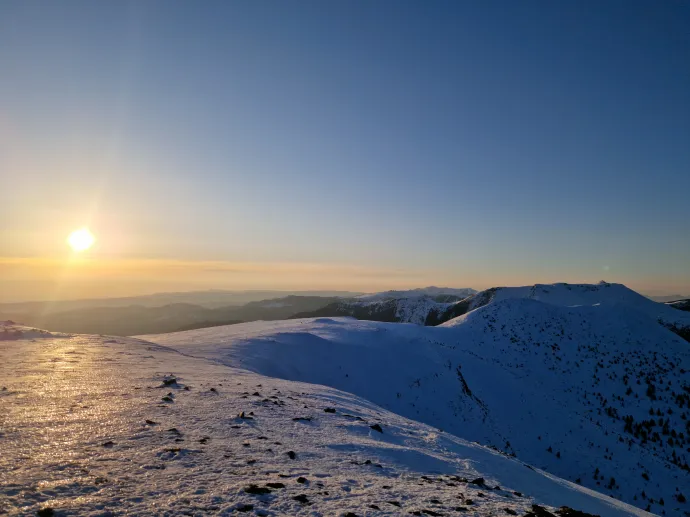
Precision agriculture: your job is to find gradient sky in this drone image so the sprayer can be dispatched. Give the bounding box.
[1,1,689,301]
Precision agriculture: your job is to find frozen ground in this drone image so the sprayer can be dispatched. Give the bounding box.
[0,325,650,516]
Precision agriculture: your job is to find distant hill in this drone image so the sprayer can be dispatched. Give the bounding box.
[0,289,362,314]
[14,303,221,336]
[648,294,690,303]
[0,288,479,336]
[2,295,346,336]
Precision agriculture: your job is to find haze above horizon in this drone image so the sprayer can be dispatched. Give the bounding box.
[1,1,689,302]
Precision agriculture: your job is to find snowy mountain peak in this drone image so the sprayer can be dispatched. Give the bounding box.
[459,282,690,336]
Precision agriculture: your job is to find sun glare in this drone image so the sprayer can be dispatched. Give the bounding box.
[67,227,95,252]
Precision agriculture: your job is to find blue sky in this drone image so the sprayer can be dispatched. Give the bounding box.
[1,1,689,300]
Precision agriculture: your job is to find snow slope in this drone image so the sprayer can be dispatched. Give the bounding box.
[0,330,647,516]
[144,299,690,516]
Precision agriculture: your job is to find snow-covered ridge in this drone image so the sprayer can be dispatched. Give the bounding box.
[2,329,651,516]
[465,282,684,313]
[294,283,690,340]
[456,282,690,332]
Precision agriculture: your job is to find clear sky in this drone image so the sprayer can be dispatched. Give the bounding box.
[1,1,689,301]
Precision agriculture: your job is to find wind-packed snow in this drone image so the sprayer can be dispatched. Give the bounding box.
[1,328,648,517]
[144,293,690,516]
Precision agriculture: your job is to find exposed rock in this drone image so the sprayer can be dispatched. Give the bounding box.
[525,505,557,517]
[244,484,271,495]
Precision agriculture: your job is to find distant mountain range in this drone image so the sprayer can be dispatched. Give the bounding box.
[0,288,475,336]
[0,289,362,312]
[5,285,690,340]
[648,294,690,303]
[0,295,347,336]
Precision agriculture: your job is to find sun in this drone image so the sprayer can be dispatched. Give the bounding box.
[67,227,95,252]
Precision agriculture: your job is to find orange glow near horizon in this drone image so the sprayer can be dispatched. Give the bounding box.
[0,255,685,304]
